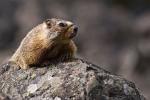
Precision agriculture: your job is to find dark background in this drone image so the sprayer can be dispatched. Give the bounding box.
[0,0,150,99]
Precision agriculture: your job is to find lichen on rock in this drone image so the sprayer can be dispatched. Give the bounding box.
[0,59,147,100]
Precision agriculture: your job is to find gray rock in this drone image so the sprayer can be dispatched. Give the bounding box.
[0,59,147,100]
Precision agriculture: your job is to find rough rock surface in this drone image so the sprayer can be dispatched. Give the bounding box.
[0,59,147,100]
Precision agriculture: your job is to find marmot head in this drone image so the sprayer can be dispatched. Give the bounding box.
[44,18,78,42]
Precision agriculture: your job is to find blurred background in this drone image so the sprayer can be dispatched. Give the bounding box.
[0,0,150,98]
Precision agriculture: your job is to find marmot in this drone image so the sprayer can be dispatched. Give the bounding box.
[9,18,78,69]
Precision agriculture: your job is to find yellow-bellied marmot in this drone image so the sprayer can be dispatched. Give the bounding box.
[9,18,78,69]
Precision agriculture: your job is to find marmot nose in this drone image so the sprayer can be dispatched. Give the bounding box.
[69,26,78,38]
[73,26,78,33]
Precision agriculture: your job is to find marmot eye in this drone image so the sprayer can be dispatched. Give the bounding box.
[58,22,67,27]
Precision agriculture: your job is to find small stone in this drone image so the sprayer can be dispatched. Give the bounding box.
[43,97,53,100]
[54,97,61,100]
[123,84,135,95]
[104,78,114,85]
[27,84,38,94]
[31,73,36,79]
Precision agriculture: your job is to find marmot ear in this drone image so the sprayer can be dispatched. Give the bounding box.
[45,19,52,28]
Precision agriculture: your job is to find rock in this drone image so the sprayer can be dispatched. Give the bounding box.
[0,59,147,100]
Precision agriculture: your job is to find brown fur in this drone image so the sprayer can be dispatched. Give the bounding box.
[9,18,77,69]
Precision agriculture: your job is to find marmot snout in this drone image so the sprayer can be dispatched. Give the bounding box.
[9,18,78,69]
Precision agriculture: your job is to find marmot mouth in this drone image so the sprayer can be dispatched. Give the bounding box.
[69,32,77,39]
[68,26,78,39]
